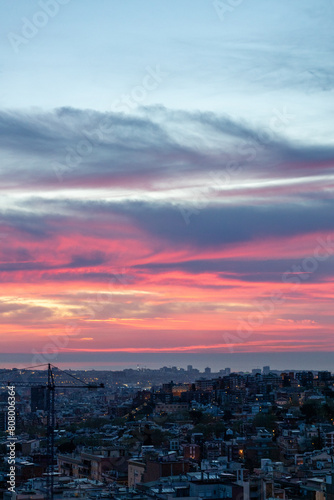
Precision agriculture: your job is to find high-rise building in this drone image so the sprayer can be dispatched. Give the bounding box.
[31,386,47,411]
[295,371,314,387]
[318,371,332,382]
[263,366,270,375]
[187,365,193,372]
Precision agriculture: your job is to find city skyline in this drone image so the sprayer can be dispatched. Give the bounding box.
[2,352,334,375]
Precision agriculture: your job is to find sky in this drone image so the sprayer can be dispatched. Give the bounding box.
[1,0,334,371]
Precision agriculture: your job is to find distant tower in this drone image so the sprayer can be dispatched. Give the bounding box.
[263,366,270,375]
[204,367,211,375]
[187,365,193,372]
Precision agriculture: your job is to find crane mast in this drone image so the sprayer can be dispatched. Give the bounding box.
[0,363,104,500]
[46,364,55,500]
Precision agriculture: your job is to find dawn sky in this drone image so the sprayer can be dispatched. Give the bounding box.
[1,0,334,369]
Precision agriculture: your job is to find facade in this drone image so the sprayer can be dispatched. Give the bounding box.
[154,402,189,414]
[31,386,47,411]
[128,458,190,487]
[58,451,122,482]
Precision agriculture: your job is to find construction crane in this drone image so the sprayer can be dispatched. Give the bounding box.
[0,363,104,500]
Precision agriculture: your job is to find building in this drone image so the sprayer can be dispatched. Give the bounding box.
[128,459,146,488]
[325,431,334,448]
[183,444,201,461]
[128,457,191,487]
[31,386,47,411]
[154,402,188,414]
[318,371,332,382]
[189,474,242,499]
[295,371,314,387]
[58,450,126,482]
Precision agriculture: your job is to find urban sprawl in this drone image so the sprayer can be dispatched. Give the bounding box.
[1,365,334,499]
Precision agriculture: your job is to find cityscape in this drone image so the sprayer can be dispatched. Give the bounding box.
[1,364,334,499]
[1,1,333,499]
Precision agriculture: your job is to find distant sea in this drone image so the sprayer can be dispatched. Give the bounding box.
[1,351,334,373]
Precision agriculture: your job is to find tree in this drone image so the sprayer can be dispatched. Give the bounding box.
[190,410,204,425]
[300,401,322,423]
[253,412,276,432]
[223,410,233,422]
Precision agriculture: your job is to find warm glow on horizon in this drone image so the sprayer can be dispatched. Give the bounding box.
[1,0,333,368]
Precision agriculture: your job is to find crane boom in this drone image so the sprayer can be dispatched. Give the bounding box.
[0,363,104,500]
